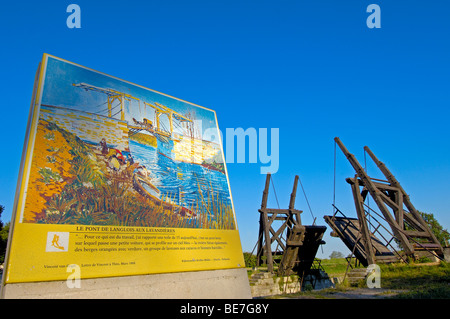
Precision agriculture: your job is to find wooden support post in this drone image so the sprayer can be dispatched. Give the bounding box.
[289,175,298,210]
[349,176,376,265]
[256,173,273,271]
[289,175,301,226]
[395,191,404,230]
[261,174,271,211]
[256,174,307,273]
[256,213,264,267]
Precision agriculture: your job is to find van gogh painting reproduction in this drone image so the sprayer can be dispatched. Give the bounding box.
[22,55,235,230]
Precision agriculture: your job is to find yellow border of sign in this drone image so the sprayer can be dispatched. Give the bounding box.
[2,54,244,286]
[16,56,47,224]
[1,57,46,288]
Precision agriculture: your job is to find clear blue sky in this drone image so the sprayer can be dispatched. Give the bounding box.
[1,1,450,259]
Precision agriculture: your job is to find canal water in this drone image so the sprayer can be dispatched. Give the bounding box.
[128,140,233,216]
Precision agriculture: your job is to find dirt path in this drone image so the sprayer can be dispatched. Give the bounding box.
[286,288,406,299]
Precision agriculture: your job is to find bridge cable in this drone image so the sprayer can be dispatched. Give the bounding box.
[298,176,316,225]
[364,148,371,232]
[270,175,284,264]
[333,140,337,214]
[270,175,281,210]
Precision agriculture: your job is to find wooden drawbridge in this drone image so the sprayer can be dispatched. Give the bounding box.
[255,174,326,278]
[327,138,445,266]
[324,208,401,267]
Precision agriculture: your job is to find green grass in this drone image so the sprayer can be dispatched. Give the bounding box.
[281,258,450,299]
[246,253,450,299]
[319,258,364,276]
[379,262,450,298]
[320,258,450,298]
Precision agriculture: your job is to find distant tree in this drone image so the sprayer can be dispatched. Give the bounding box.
[0,223,9,264]
[395,211,450,251]
[243,252,257,268]
[418,211,450,247]
[0,205,8,263]
[329,251,344,259]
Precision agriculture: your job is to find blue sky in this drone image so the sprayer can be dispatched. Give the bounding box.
[1,1,450,258]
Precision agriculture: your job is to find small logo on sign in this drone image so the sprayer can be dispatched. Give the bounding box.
[46,232,69,252]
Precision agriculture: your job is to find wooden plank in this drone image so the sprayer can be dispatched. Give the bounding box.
[403,212,426,232]
[277,225,327,277]
[396,191,404,230]
[323,215,399,266]
[378,191,400,211]
[257,174,273,271]
[263,211,273,273]
[323,216,369,266]
[289,176,299,210]
[287,175,300,229]
[413,243,441,249]
[286,241,304,247]
[269,225,286,251]
[294,226,327,276]
[404,230,434,238]
[350,177,376,265]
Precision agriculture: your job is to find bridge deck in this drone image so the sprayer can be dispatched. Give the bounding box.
[324,215,399,266]
[277,225,327,276]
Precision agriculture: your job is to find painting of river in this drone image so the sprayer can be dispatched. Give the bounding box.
[129,140,232,214]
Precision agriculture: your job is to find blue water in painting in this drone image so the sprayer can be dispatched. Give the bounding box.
[128,140,232,215]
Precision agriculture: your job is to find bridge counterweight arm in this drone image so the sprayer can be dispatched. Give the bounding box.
[334,137,416,256]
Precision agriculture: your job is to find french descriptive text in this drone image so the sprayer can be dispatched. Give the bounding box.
[73,231,228,254]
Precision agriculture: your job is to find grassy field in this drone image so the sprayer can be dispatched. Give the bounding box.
[314,258,450,298]
[319,257,364,277]
[379,262,450,298]
[245,255,450,298]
